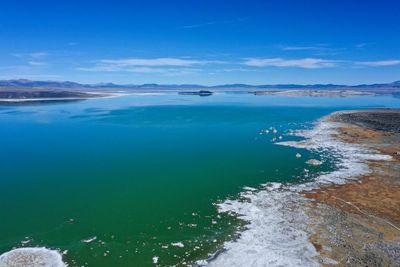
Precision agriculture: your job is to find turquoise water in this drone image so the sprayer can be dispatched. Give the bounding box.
[0,93,399,266]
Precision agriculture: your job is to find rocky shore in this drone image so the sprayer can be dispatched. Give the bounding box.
[305,109,400,266]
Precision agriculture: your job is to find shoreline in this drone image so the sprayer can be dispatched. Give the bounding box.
[304,109,400,266]
[0,91,122,103]
[208,109,400,266]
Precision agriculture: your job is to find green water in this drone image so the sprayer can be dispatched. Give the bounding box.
[0,93,399,266]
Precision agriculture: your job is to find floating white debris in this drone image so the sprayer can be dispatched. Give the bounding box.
[296,153,302,158]
[81,236,97,243]
[306,159,323,166]
[21,239,31,245]
[278,136,283,140]
[171,242,184,248]
[272,129,277,134]
[152,256,159,264]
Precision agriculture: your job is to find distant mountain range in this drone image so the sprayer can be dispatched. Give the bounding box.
[1,79,400,91]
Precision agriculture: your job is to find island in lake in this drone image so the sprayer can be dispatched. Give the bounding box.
[178,90,213,96]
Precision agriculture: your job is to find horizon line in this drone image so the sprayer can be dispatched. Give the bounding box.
[1,78,399,88]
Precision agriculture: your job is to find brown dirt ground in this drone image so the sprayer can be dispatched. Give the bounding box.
[302,115,400,266]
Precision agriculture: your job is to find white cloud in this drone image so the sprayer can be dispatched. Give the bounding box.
[98,57,218,67]
[281,46,325,51]
[244,58,338,69]
[0,74,61,79]
[356,60,400,67]
[77,57,220,76]
[28,61,46,66]
[355,43,368,48]
[10,52,48,68]
[76,56,400,77]
[179,18,248,29]
[29,52,48,59]
[77,65,200,76]
[180,21,220,29]
[12,52,48,59]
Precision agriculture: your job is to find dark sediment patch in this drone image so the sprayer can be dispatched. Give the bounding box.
[330,109,400,133]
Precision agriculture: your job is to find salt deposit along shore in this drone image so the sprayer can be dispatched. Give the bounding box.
[207,109,400,267]
[304,109,400,266]
[0,247,66,267]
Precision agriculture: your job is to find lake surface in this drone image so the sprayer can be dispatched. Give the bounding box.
[0,93,399,266]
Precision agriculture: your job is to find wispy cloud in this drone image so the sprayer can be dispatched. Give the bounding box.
[98,57,219,67]
[78,65,199,74]
[28,61,47,66]
[279,44,347,56]
[356,60,400,67]
[0,74,61,79]
[29,52,48,59]
[281,46,326,51]
[10,52,49,68]
[77,57,222,76]
[76,56,400,77]
[180,21,221,29]
[355,43,368,48]
[244,58,338,69]
[12,52,48,59]
[179,17,248,29]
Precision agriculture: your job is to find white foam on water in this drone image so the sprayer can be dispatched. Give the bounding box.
[0,247,66,267]
[205,116,392,267]
[152,256,159,264]
[81,236,97,243]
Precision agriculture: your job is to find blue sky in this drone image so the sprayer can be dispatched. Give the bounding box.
[1,0,400,85]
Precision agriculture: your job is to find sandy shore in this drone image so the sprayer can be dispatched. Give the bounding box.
[304,109,400,266]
